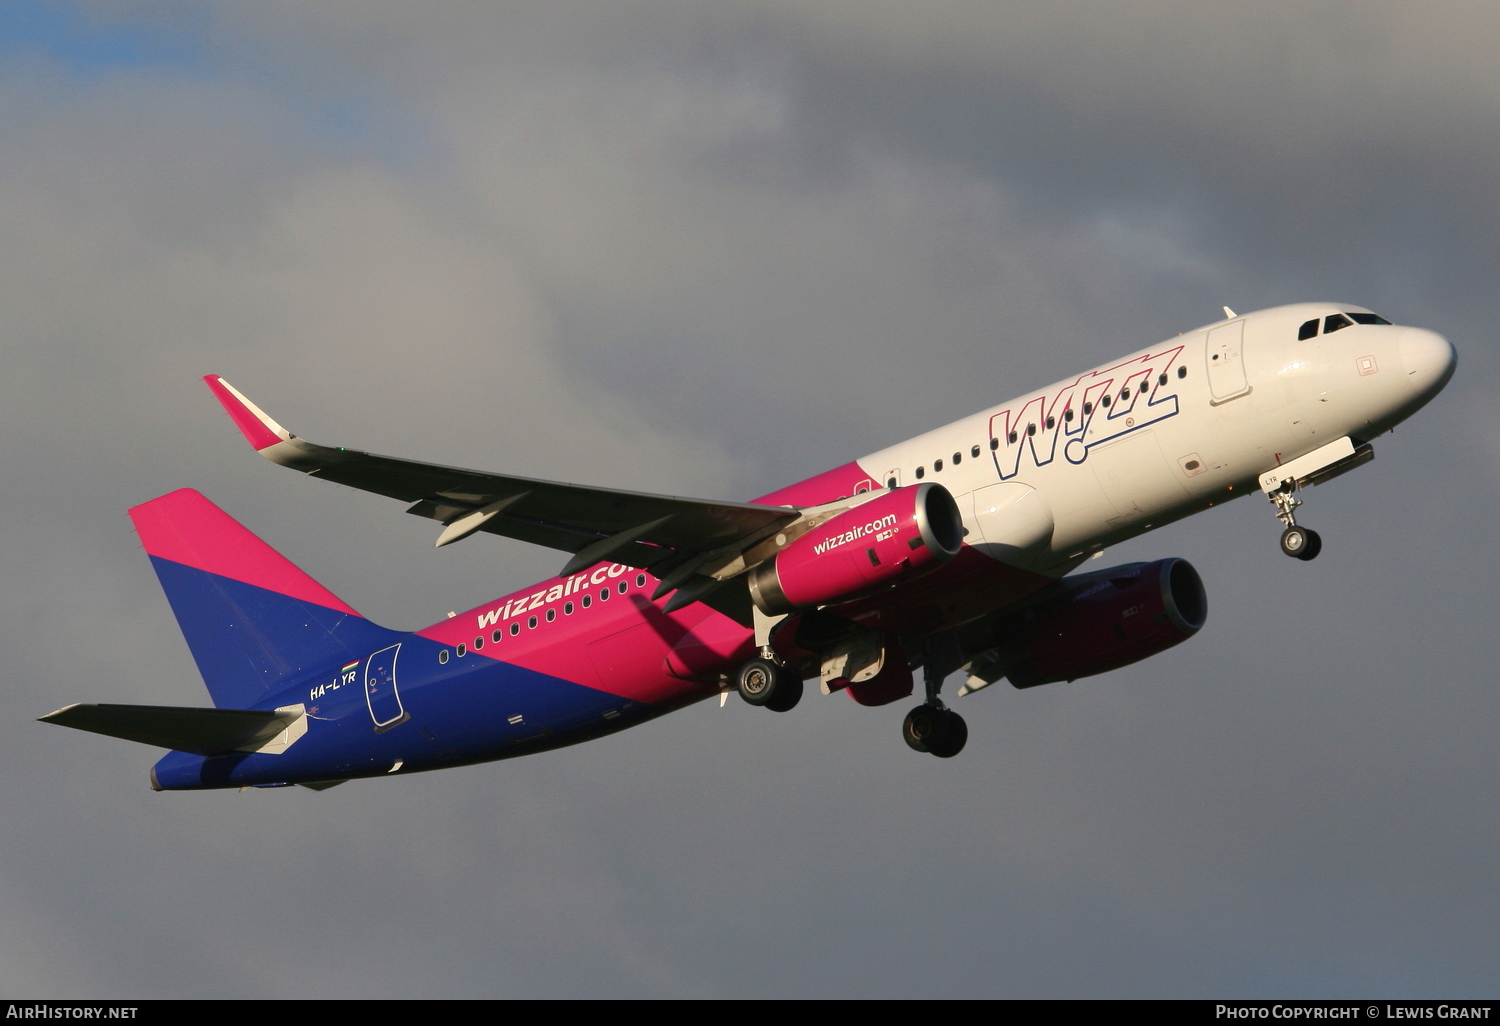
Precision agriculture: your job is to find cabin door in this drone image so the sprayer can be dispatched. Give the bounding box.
[364,643,408,733]
[1205,320,1250,403]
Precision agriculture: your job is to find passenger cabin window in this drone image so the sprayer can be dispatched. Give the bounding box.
[1348,312,1392,325]
[933,459,943,472]
[1324,313,1353,334]
[952,452,961,465]
[1298,319,1319,341]
[989,438,999,451]
[971,445,980,458]
[915,466,925,479]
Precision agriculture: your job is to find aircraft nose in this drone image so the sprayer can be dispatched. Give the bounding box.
[1399,328,1457,399]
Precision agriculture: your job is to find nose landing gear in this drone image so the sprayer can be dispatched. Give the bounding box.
[1269,487,1322,561]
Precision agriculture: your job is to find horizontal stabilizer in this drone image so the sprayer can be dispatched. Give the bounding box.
[40,703,303,756]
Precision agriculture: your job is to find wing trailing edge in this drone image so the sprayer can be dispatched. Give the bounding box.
[202,376,804,615]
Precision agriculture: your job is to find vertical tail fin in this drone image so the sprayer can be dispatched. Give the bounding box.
[130,489,400,709]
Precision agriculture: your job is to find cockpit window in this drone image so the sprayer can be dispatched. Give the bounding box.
[1347,312,1392,325]
[1297,319,1319,341]
[1324,313,1353,334]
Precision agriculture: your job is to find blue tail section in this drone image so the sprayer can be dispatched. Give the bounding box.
[131,490,403,710]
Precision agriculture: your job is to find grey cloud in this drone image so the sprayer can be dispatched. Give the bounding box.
[2,0,1495,997]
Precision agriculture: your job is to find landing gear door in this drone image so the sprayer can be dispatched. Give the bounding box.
[1206,320,1250,403]
[364,643,408,733]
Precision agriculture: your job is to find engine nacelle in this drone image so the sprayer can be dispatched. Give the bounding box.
[748,483,964,616]
[1006,557,1207,687]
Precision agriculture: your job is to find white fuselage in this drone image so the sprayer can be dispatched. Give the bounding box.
[855,303,1455,578]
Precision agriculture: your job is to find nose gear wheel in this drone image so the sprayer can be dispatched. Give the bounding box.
[1280,525,1322,561]
[1268,486,1322,561]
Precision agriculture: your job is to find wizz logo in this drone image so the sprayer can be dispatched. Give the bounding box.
[990,346,1185,481]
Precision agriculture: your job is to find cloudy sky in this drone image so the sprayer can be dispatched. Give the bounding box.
[3,0,1497,998]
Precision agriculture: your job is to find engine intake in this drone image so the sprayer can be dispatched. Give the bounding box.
[748,483,963,616]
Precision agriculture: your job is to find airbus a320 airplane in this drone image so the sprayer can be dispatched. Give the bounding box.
[42,304,1455,789]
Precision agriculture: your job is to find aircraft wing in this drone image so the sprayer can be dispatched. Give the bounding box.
[203,377,798,615]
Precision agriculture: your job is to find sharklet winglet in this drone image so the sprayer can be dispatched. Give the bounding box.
[203,375,293,452]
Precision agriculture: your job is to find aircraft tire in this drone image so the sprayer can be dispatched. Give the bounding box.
[902,706,934,752]
[738,657,791,708]
[927,710,968,759]
[904,706,967,756]
[764,668,804,712]
[1296,529,1323,561]
[1280,526,1311,558]
[902,704,957,753]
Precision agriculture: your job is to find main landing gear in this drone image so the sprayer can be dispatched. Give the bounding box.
[736,655,803,712]
[902,704,967,758]
[1268,487,1322,562]
[903,637,967,759]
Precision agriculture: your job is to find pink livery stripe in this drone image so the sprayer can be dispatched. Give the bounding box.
[203,375,283,451]
[130,489,362,616]
[754,461,878,508]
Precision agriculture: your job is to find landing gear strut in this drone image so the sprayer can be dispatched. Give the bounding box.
[902,637,967,758]
[736,654,803,712]
[1268,487,1322,561]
